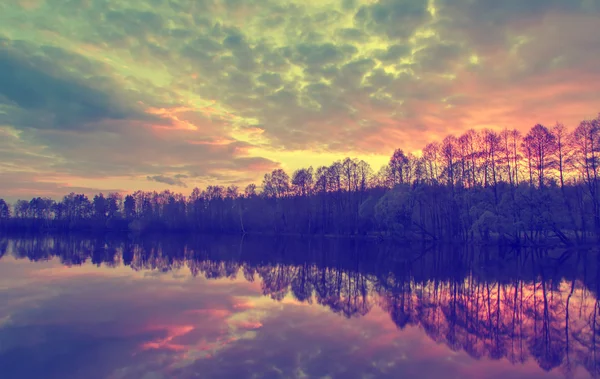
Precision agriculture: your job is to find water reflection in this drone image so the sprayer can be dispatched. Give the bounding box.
[1,235,599,379]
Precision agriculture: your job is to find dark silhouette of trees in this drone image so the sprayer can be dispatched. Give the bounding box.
[3,113,600,244]
[0,199,9,219]
[571,117,600,236]
[263,169,290,198]
[389,149,409,186]
[0,198,9,232]
[522,124,557,188]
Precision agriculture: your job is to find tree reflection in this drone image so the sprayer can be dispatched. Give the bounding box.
[2,235,600,377]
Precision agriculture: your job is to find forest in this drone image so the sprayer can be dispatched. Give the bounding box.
[1,113,600,245]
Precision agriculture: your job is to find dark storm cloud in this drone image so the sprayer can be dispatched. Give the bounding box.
[0,41,157,131]
[354,0,430,39]
[293,43,357,67]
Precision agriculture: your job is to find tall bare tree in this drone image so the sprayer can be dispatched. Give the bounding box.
[522,124,556,188]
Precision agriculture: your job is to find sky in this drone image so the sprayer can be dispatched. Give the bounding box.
[1,0,600,201]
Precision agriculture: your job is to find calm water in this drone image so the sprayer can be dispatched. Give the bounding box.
[0,236,599,379]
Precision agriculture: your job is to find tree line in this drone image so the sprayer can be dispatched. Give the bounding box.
[3,235,600,377]
[1,113,600,245]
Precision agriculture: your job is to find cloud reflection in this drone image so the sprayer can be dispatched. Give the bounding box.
[0,236,598,379]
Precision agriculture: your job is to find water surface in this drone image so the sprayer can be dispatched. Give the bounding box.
[0,236,598,379]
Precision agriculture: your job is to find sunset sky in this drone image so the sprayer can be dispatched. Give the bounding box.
[1,0,599,201]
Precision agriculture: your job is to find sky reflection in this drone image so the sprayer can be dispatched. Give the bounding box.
[0,237,598,379]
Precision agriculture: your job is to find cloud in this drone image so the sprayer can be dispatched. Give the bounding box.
[147,175,188,188]
[437,0,599,26]
[354,0,431,39]
[3,249,584,379]
[0,40,159,131]
[0,256,265,379]
[1,0,600,196]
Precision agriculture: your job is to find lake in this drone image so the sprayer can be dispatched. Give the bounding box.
[0,235,598,379]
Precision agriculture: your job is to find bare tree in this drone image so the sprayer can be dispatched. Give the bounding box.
[423,142,441,184]
[292,167,314,196]
[552,123,570,189]
[244,183,257,198]
[441,135,458,188]
[262,169,290,198]
[389,149,409,186]
[341,158,359,192]
[0,199,10,219]
[522,124,556,188]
